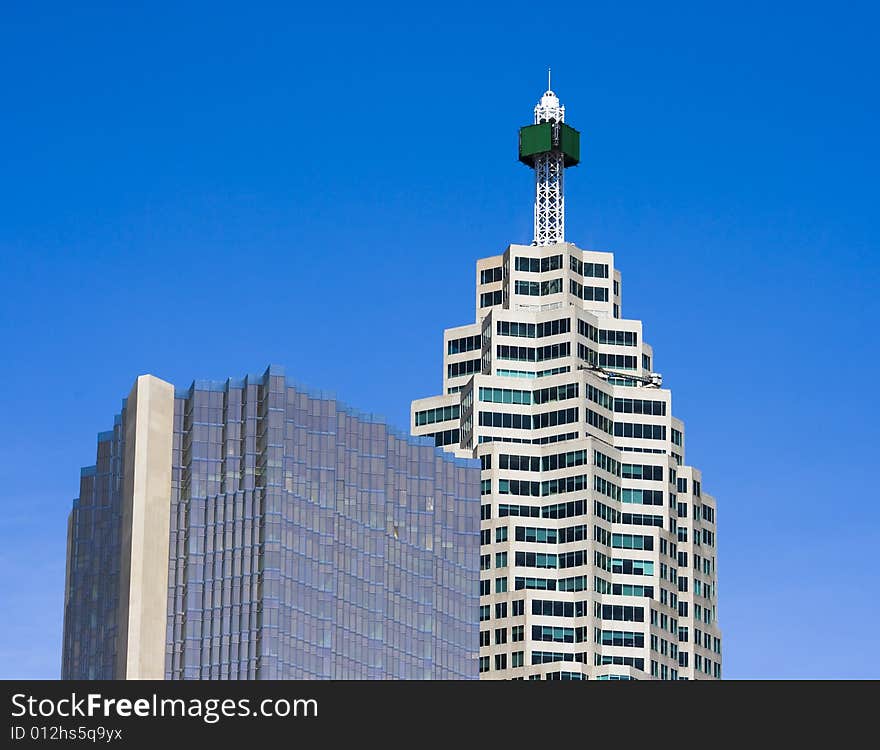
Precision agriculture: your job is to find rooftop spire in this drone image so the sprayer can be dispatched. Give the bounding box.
[518,79,580,245]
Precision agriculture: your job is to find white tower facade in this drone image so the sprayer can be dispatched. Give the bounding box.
[410,87,722,680]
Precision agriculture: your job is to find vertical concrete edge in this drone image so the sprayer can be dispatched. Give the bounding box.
[116,374,174,680]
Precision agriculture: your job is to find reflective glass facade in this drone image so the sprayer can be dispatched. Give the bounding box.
[63,365,481,680]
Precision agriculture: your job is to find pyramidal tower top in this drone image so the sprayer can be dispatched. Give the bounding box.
[519,71,581,246]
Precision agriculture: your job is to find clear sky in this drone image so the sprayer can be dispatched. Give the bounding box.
[1,1,877,679]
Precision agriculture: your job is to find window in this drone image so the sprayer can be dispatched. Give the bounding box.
[600,604,645,622]
[622,463,663,480]
[612,534,654,551]
[570,279,609,302]
[495,343,570,363]
[480,290,502,308]
[513,278,562,296]
[614,398,666,416]
[447,359,480,379]
[480,267,502,284]
[515,254,563,273]
[495,577,508,593]
[415,404,460,426]
[621,488,664,506]
[480,631,490,647]
[514,551,557,569]
[598,630,645,648]
[479,656,490,673]
[494,654,507,670]
[569,256,609,278]
[495,526,508,543]
[532,625,587,643]
[426,429,459,447]
[598,329,638,346]
[447,334,481,355]
[611,558,654,576]
[599,353,637,370]
[621,512,663,527]
[613,423,667,440]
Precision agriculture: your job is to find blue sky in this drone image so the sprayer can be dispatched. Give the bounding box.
[0,2,877,679]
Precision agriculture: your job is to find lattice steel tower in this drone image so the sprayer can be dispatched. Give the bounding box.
[519,72,581,246]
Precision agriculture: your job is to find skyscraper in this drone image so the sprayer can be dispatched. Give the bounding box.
[62,365,481,680]
[411,83,722,680]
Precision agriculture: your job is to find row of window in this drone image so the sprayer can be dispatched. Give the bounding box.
[622,463,664,481]
[447,334,481,355]
[498,499,588,520]
[427,429,459,447]
[597,630,644,648]
[593,500,619,523]
[478,430,578,446]
[533,625,588,643]
[413,404,459,426]
[534,651,589,665]
[594,577,656,598]
[512,575,589,592]
[497,473,588,498]
[598,329,638,346]
[532,599,589,618]
[599,353,637,370]
[515,254,563,273]
[597,655,644,670]
[614,423,667,440]
[494,366,571,379]
[496,343,570,362]
[622,512,664,527]
[447,358,480,379]
[614,398,666,416]
[599,604,645,622]
[480,290,502,308]
[480,266,502,284]
[570,256,609,278]
[514,279,562,296]
[515,524,587,544]
[570,279,609,302]
[495,318,570,339]
[612,533,654,550]
[512,550,593,572]
[478,383,578,406]
[577,342,598,367]
[478,407,579,431]
[585,383,613,411]
[594,475,621,502]
[594,450,621,477]
[578,319,599,343]
[612,558,654,576]
[498,447,587,474]
[586,408,613,436]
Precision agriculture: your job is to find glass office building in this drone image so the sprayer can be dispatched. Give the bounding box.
[62,365,481,680]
